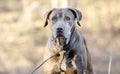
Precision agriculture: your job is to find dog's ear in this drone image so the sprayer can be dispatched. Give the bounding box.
[68,8,82,26]
[44,9,55,27]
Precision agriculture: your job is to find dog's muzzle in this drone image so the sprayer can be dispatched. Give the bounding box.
[56,27,67,46]
[56,27,64,37]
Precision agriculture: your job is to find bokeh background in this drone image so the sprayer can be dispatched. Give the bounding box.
[0,0,120,74]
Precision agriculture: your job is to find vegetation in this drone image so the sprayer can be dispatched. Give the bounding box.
[0,0,120,74]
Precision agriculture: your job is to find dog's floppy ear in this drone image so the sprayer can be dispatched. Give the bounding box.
[68,8,82,26]
[44,9,55,27]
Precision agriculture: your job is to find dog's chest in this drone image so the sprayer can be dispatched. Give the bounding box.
[54,51,77,72]
[61,57,76,70]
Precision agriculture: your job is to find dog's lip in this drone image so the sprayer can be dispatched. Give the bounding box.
[56,34,64,38]
[56,32,64,37]
[56,33,64,37]
[57,31,63,34]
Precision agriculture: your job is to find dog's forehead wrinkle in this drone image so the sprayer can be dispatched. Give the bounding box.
[58,12,62,18]
[50,9,74,19]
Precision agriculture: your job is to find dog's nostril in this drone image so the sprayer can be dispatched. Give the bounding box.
[57,28,63,31]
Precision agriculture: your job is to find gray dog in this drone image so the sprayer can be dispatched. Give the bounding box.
[43,8,93,74]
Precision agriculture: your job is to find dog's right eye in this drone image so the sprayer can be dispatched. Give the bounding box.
[51,16,57,21]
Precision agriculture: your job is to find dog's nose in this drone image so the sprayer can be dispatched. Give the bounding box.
[57,27,63,31]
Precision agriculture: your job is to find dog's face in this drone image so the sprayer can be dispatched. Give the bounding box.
[50,9,75,44]
[44,8,82,45]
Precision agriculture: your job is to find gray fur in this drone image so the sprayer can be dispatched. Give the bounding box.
[43,8,93,74]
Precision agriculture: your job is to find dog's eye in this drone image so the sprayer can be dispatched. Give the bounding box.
[51,16,57,21]
[65,16,70,21]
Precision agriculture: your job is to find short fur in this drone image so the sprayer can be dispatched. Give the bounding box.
[43,8,93,74]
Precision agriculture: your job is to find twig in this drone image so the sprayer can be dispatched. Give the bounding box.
[108,49,112,74]
[30,49,62,74]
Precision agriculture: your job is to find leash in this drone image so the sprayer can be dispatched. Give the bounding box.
[30,49,62,74]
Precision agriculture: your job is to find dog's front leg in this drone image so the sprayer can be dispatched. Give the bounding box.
[74,55,87,74]
[65,49,76,68]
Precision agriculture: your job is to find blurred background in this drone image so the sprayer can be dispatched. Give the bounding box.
[0,0,120,74]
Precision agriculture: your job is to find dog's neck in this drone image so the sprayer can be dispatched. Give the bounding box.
[68,28,80,49]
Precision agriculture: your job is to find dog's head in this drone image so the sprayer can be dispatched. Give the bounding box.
[44,8,82,45]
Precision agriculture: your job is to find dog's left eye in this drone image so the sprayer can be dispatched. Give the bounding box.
[65,16,70,21]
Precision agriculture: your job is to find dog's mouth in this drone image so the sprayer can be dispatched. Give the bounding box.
[55,30,67,46]
[56,36,67,46]
[56,31,64,37]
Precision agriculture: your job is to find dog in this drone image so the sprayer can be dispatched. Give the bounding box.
[43,8,93,74]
